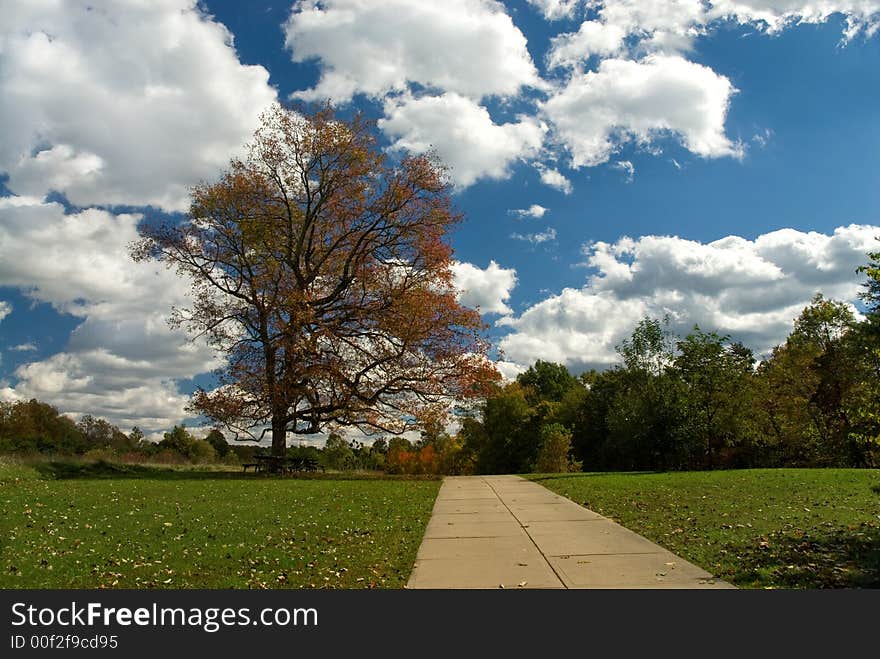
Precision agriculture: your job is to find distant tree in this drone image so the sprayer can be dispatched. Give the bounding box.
[478,383,536,473]
[605,318,686,470]
[0,399,84,454]
[188,440,217,464]
[77,415,115,448]
[754,295,867,466]
[857,241,880,317]
[791,295,861,463]
[674,327,755,468]
[132,103,498,457]
[385,436,415,474]
[322,433,356,471]
[159,425,196,457]
[569,369,623,469]
[128,426,146,448]
[205,428,230,457]
[851,246,880,463]
[517,360,580,404]
[616,316,676,377]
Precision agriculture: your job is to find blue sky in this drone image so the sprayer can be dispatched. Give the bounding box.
[0,0,878,433]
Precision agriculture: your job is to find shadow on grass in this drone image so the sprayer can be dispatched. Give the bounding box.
[33,460,441,482]
[732,524,880,589]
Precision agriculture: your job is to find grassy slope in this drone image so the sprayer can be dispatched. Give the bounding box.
[529,469,880,588]
[0,461,439,589]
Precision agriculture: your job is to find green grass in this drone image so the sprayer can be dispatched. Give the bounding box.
[528,469,880,589]
[0,461,440,589]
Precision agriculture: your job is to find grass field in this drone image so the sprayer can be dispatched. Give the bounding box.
[0,460,440,589]
[529,469,880,589]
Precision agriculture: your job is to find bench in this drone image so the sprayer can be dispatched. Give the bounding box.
[241,457,325,474]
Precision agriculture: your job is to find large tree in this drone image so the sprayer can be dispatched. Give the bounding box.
[133,104,497,456]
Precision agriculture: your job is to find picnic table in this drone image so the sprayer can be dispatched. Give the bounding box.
[242,455,324,474]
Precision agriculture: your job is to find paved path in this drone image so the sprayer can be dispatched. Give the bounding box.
[407,475,733,589]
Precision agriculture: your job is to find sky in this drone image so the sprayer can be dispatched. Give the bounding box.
[0,0,879,437]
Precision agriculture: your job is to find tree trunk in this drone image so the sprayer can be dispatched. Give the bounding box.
[271,415,287,458]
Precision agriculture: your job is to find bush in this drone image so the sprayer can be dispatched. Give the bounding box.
[535,423,575,473]
[83,448,117,462]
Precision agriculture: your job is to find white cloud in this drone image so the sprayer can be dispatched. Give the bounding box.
[0,301,10,322]
[708,1,880,37]
[572,1,880,56]
[527,0,582,20]
[543,54,741,168]
[10,343,37,352]
[284,0,540,103]
[380,93,546,188]
[593,0,707,53]
[511,227,558,244]
[0,196,218,429]
[536,164,574,194]
[8,351,192,430]
[495,360,528,381]
[547,21,626,68]
[614,159,635,182]
[497,287,646,369]
[452,260,518,315]
[497,224,879,372]
[0,0,276,211]
[509,204,549,219]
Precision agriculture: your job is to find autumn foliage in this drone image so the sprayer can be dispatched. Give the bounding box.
[133,103,498,455]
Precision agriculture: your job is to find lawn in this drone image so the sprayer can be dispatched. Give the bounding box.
[529,469,880,589]
[0,460,440,589]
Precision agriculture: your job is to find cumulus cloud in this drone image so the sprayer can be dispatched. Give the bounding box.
[497,224,879,372]
[509,204,549,219]
[543,54,741,168]
[511,227,558,244]
[0,0,276,211]
[452,260,518,315]
[527,0,582,20]
[708,1,880,37]
[284,0,540,102]
[537,0,880,93]
[547,20,626,67]
[0,196,218,429]
[0,301,10,322]
[536,164,574,194]
[380,93,546,188]
[592,0,708,53]
[495,360,528,381]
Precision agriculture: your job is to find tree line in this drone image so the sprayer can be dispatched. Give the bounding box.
[2,247,878,474]
[456,293,879,474]
[380,243,880,474]
[0,403,238,465]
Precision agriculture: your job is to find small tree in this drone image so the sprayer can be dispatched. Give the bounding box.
[535,423,574,473]
[133,104,498,456]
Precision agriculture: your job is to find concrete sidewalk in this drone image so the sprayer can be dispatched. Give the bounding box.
[407,475,733,589]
